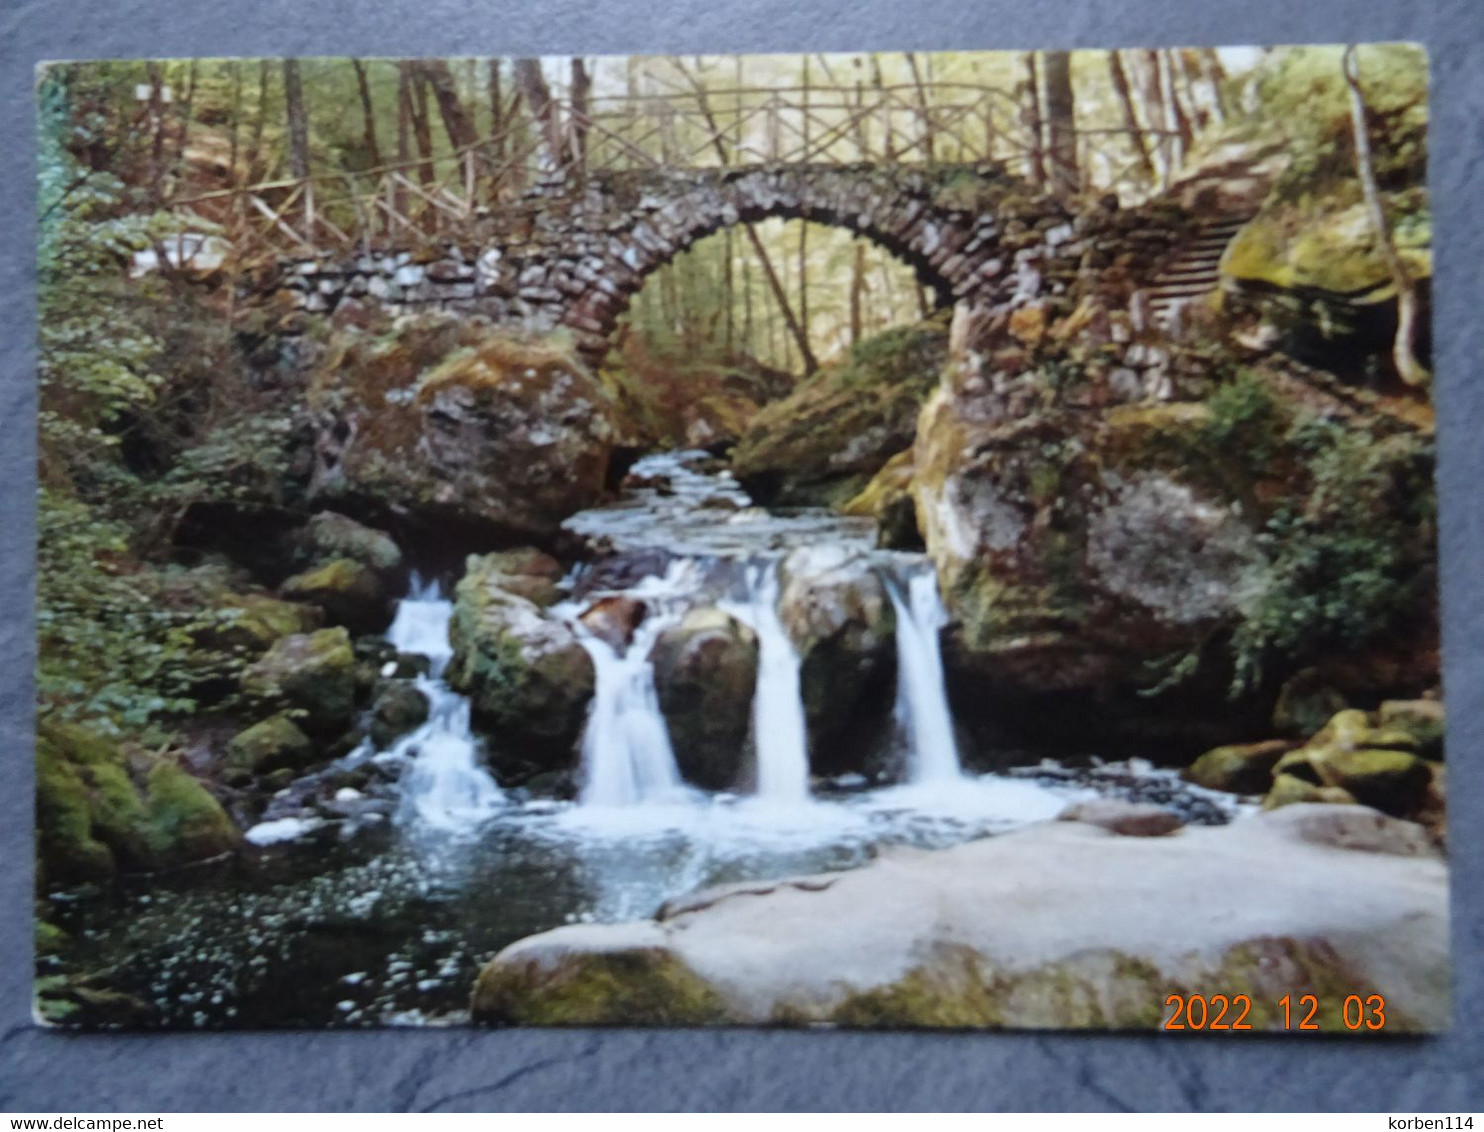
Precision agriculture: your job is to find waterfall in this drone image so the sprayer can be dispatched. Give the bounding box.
[886,568,964,784]
[386,576,504,831]
[568,562,696,808]
[723,561,811,806]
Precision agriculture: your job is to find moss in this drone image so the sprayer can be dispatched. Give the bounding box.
[215,594,319,653]
[36,920,68,956]
[1185,740,1292,795]
[732,321,947,505]
[242,628,357,734]
[35,730,115,882]
[144,761,239,864]
[226,712,315,777]
[471,948,732,1027]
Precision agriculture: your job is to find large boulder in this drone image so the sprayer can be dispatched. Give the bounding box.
[241,627,357,735]
[911,316,1437,757]
[370,681,431,749]
[472,806,1448,1030]
[1261,708,1436,819]
[280,557,391,633]
[777,546,896,774]
[650,608,759,790]
[732,320,947,507]
[446,552,595,775]
[296,511,402,573]
[224,713,315,781]
[307,316,618,544]
[1184,739,1295,795]
[36,720,239,883]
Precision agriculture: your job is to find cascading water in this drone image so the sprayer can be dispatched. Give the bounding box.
[722,561,812,807]
[385,576,504,832]
[562,562,695,808]
[886,568,964,784]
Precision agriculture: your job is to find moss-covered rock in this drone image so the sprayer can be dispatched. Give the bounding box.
[225,713,315,780]
[1272,668,1351,738]
[207,593,322,656]
[299,511,402,572]
[35,719,239,883]
[1185,739,1294,795]
[1377,699,1444,759]
[241,627,356,735]
[732,320,948,507]
[1274,745,1430,816]
[307,316,617,544]
[370,681,430,749]
[143,760,240,865]
[650,608,758,790]
[1262,772,1357,811]
[471,945,730,1027]
[446,553,595,774]
[280,557,389,633]
[842,449,921,549]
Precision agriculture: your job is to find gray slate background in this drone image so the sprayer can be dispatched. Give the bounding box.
[1,0,1480,1112]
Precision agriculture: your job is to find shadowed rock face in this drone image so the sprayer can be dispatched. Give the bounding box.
[471,805,1448,1031]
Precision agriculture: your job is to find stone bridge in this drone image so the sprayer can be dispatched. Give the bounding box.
[260,161,1195,364]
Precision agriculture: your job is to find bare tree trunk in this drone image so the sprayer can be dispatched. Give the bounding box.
[1019,53,1046,187]
[1198,49,1229,123]
[850,241,866,345]
[724,226,735,355]
[488,59,504,153]
[407,66,436,187]
[797,220,810,357]
[1108,50,1156,182]
[417,60,478,151]
[515,58,565,170]
[171,60,198,179]
[1042,51,1079,194]
[351,59,382,168]
[227,61,243,184]
[1343,45,1429,387]
[244,60,271,184]
[282,59,311,181]
[1157,50,1192,172]
[146,62,167,203]
[569,58,591,177]
[1136,49,1168,184]
[871,56,895,162]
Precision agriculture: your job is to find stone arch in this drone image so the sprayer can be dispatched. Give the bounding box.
[549,165,1003,363]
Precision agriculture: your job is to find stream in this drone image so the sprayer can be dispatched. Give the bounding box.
[45,450,1242,1028]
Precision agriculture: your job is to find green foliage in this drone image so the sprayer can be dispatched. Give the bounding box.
[1201,367,1282,470]
[1227,415,1434,695]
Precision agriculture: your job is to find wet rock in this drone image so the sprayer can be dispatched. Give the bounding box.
[777,546,896,772]
[650,609,759,790]
[370,682,430,749]
[1184,739,1295,795]
[306,317,617,544]
[280,557,390,634]
[242,628,357,736]
[225,713,315,780]
[472,810,1448,1030]
[579,596,648,651]
[1057,799,1183,837]
[446,553,595,771]
[1263,772,1357,811]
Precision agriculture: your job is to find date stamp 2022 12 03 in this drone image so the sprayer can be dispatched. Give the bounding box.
[1162,993,1390,1032]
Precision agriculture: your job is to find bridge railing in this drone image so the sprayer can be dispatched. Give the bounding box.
[161,82,1164,268]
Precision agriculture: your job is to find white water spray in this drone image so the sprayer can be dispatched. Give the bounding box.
[566,563,695,808]
[387,576,504,832]
[723,561,812,806]
[887,568,964,784]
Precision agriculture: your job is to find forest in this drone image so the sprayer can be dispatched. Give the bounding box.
[35,44,1445,1033]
